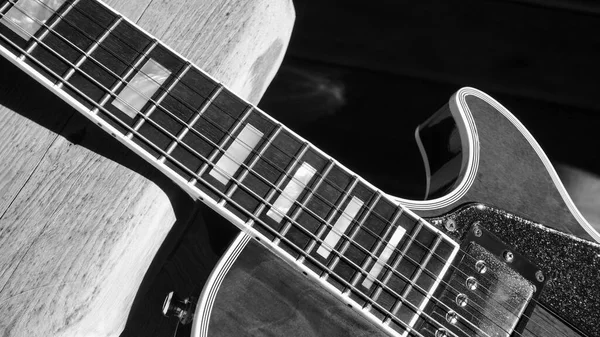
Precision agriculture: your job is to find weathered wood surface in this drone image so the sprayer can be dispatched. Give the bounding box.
[0,0,294,336]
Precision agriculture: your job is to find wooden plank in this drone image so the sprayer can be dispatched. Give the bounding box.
[0,0,295,336]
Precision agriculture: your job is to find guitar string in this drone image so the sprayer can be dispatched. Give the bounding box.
[0,5,573,337]
[0,3,564,332]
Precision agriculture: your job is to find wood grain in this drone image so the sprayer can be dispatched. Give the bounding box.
[0,0,294,336]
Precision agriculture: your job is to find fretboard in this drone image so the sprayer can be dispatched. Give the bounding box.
[0,1,460,336]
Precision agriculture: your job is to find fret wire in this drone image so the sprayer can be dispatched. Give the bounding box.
[154,83,225,170]
[224,124,283,198]
[277,160,336,246]
[371,220,424,304]
[1,2,12,14]
[60,16,123,86]
[305,175,360,259]
[179,85,224,182]
[162,64,194,156]
[347,193,383,286]
[185,84,223,130]
[22,0,77,54]
[198,105,255,186]
[275,160,334,247]
[324,178,370,271]
[246,142,310,221]
[360,208,404,304]
[0,11,537,337]
[390,234,442,317]
[139,63,193,163]
[96,40,159,112]
[131,63,192,132]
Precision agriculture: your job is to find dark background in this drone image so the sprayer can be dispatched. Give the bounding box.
[121,0,600,336]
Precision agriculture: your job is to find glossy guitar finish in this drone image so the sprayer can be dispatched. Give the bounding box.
[195,89,600,337]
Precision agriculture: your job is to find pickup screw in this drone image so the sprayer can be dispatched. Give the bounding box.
[446,310,458,324]
[444,219,457,232]
[503,251,514,263]
[466,276,478,290]
[435,328,449,337]
[535,270,545,282]
[456,293,468,307]
[475,260,487,274]
[473,223,482,237]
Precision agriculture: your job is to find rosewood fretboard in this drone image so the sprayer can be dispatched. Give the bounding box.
[0,1,461,336]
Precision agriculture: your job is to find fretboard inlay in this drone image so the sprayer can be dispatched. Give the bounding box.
[112,58,170,118]
[210,123,263,184]
[0,1,461,336]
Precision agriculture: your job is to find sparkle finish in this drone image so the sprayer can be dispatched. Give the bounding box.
[430,204,600,337]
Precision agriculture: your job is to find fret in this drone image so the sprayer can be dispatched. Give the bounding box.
[132,63,193,164]
[361,207,405,292]
[95,38,157,127]
[224,125,283,195]
[59,16,122,85]
[119,46,185,155]
[27,0,116,84]
[392,236,442,323]
[22,0,75,57]
[250,139,309,240]
[347,192,382,286]
[277,159,334,226]
[209,110,276,188]
[222,125,283,219]
[260,147,329,255]
[1,0,68,44]
[192,103,255,200]
[314,175,361,259]
[167,84,222,181]
[274,160,336,254]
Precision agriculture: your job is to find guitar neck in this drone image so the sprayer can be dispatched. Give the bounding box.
[0,0,460,336]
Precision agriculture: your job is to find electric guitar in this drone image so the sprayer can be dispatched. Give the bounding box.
[0,1,599,337]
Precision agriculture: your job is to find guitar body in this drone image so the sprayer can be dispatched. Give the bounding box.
[195,88,600,337]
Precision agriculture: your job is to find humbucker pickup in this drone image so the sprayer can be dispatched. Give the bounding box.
[420,223,545,337]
